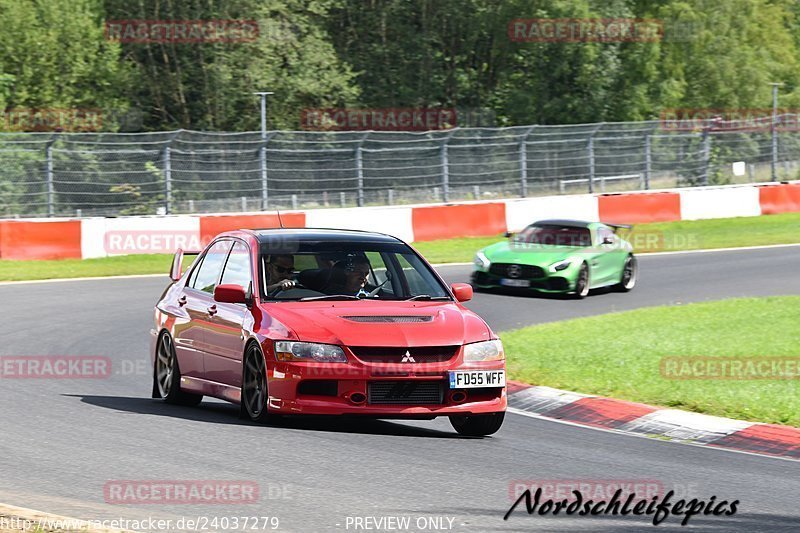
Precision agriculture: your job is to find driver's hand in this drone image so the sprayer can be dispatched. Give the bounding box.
[268,279,296,292]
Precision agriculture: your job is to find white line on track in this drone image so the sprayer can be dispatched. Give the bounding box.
[507,407,799,464]
[0,242,798,286]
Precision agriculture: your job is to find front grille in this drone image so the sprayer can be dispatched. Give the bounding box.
[489,263,546,279]
[368,381,444,405]
[350,346,459,363]
[342,315,433,323]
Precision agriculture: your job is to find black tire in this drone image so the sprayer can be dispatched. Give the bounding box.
[615,254,637,292]
[571,262,590,299]
[152,332,203,406]
[240,343,276,422]
[449,411,505,436]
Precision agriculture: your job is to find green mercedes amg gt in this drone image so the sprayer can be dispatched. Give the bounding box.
[470,219,637,298]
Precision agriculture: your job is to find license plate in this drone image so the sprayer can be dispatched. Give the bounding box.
[500,278,530,287]
[449,370,506,389]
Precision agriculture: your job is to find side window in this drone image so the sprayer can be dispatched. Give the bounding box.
[220,242,252,289]
[192,240,233,294]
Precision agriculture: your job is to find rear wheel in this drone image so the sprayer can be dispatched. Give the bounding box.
[449,412,505,436]
[152,332,203,406]
[571,262,590,299]
[241,343,276,422]
[616,255,637,292]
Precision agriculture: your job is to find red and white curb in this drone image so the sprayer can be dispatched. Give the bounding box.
[507,381,800,460]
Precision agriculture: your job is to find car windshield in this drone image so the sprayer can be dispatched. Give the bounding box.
[514,224,592,247]
[260,241,451,301]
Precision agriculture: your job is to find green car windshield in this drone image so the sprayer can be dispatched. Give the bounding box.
[515,224,592,247]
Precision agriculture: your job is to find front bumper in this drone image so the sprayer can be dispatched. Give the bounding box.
[266,355,506,417]
[471,270,576,292]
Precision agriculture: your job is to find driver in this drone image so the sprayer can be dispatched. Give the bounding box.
[266,254,296,293]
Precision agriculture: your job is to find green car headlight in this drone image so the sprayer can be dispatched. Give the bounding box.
[464,339,505,362]
[548,259,574,273]
[474,251,491,269]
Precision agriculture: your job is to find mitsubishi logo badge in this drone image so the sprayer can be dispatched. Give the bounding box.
[401,350,416,363]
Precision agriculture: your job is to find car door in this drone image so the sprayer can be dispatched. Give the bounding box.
[592,227,623,285]
[203,240,254,388]
[178,239,233,378]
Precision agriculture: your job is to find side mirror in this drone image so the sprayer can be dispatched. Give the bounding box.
[214,283,249,305]
[451,283,473,303]
[169,250,185,281]
[602,237,614,245]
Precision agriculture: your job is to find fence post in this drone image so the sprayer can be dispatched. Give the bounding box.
[702,129,711,186]
[441,139,450,202]
[644,133,652,190]
[519,126,535,197]
[45,136,56,217]
[356,143,364,207]
[587,135,595,193]
[162,144,172,215]
[260,135,271,210]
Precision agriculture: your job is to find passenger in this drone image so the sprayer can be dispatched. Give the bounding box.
[327,255,372,296]
[266,254,296,293]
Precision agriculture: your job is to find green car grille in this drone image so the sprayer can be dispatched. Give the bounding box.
[488,263,546,279]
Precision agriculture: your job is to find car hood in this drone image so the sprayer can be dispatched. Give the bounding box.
[482,241,595,266]
[261,300,493,347]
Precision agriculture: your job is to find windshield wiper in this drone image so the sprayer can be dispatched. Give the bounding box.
[300,294,361,301]
[404,294,450,301]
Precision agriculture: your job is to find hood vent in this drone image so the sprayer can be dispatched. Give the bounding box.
[341,315,433,323]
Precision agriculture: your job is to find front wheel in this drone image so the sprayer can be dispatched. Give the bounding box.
[615,255,637,292]
[449,412,505,436]
[240,343,276,422]
[571,262,590,299]
[152,332,202,406]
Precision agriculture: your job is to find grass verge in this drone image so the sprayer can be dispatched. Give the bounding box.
[1,212,799,281]
[501,296,800,427]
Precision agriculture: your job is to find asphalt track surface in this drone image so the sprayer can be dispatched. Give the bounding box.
[1,245,799,532]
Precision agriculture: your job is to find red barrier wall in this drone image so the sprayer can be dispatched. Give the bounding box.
[0,220,82,260]
[598,192,681,224]
[758,184,800,214]
[411,202,507,241]
[199,213,306,243]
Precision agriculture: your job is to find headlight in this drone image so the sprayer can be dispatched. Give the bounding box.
[548,258,574,272]
[474,251,490,269]
[274,341,347,363]
[463,339,504,362]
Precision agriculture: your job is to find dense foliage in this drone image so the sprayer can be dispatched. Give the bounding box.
[0,0,799,130]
